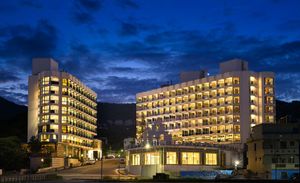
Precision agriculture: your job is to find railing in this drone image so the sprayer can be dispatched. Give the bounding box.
[0,173,57,183]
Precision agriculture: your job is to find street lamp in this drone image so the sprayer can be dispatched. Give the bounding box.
[234,160,240,170]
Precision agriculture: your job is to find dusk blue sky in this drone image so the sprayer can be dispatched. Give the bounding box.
[0,0,300,104]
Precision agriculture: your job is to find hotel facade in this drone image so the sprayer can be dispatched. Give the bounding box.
[136,60,275,146]
[28,58,100,161]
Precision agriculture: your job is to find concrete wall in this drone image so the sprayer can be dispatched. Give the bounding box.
[32,58,58,75]
[27,75,39,142]
[52,157,64,168]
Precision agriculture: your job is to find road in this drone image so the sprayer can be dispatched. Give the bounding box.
[57,159,129,180]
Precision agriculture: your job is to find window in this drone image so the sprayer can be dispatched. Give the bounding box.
[62,79,68,86]
[42,77,50,85]
[233,77,240,84]
[131,154,140,165]
[181,152,200,165]
[145,152,159,165]
[265,77,273,85]
[166,152,177,164]
[205,153,217,165]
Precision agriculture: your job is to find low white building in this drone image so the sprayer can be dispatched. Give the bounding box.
[126,144,242,178]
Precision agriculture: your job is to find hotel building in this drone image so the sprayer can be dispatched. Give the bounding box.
[28,58,100,160]
[136,59,275,146]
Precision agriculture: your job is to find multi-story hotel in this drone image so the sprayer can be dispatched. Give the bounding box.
[28,58,100,160]
[136,59,275,146]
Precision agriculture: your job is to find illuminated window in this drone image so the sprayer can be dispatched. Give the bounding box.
[166,152,177,164]
[145,152,160,165]
[42,77,50,85]
[62,79,68,86]
[182,152,200,165]
[265,77,273,85]
[233,77,240,84]
[205,153,217,165]
[132,154,140,165]
[62,126,67,133]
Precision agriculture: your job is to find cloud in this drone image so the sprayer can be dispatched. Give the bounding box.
[72,0,102,24]
[20,0,43,9]
[118,21,159,36]
[93,76,160,103]
[109,67,138,72]
[0,84,28,105]
[278,19,300,32]
[119,22,138,36]
[115,0,139,9]
[76,0,102,11]
[72,12,95,24]
[0,20,57,71]
[0,69,20,83]
[58,42,106,80]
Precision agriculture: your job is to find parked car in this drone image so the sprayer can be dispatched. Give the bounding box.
[84,159,96,165]
[106,154,115,159]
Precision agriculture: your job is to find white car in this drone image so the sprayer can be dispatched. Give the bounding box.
[84,159,96,165]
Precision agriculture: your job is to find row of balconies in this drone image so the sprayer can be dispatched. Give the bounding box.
[140,109,239,118]
[138,86,239,103]
[143,117,239,124]
[63,130,94,140]
[42,80,96,101]
[66,122,97,133]
[68,112,97,124]
[65,92,97,109]
[64,86,97,105]
[166,122,239,130]
[181,130,239,137]
[66,82,96,101]
[62,139,93,148]
[137,100,240,111]
[67,102,97,118]
[64,114,97,126]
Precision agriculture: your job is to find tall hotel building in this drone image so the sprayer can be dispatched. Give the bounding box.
[136,60,275,146]
[28,58,99,159]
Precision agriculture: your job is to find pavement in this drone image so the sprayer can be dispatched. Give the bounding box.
[56,159,135,180]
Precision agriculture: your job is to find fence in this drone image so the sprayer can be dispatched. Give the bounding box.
[0,174,58,183]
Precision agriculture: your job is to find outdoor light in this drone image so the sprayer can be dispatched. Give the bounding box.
[145,143,151,149]
[81,154,83,157]
[41,158,44,163]
[234,160,240,169]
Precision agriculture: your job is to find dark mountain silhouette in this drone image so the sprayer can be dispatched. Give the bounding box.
[0,97,27,141]
[0,96,299,148]
[97,102,136,150]
[276,100,300,123]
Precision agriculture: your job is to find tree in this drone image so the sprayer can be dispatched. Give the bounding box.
[0,136,28,170]
[28,136,42,154]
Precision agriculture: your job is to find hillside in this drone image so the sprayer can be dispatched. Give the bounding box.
[276,100,300,122]
[0,97,27,141]
[97,103,136,150]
